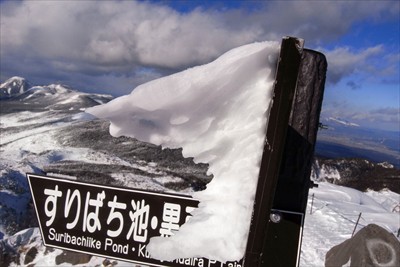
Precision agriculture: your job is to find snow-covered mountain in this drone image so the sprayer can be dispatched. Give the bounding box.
[0,77,113,111]
[312,157,399,193]
[1,76,399,266]
[0,76,31,99]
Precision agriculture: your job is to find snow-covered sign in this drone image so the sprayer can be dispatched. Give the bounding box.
[27,36,323,267]
[86,39,284,264]
[27,173,243,266]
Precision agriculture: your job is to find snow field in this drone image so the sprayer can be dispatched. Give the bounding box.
[0,108,174,240]
[300,182,400,267]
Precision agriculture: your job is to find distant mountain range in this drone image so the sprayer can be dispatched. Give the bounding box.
[311,157,399,193]
[0,76,113,112]
[1,76,398,170]
[316,116,399,168]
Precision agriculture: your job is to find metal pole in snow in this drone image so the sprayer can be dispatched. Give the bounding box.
[352,212,362,237]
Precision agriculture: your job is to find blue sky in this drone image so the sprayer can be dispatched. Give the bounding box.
[0,0,399,131]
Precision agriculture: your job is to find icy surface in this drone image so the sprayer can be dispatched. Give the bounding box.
[87,41,279,261]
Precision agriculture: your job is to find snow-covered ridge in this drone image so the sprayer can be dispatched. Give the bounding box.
[378,162,394,168]
[311,159,342,181]
[0,76,113,104]
[311,157,399,193]
[0,76,31,98]
[0,77,71,99]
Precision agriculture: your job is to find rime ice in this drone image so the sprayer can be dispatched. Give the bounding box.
[86,41,280,262]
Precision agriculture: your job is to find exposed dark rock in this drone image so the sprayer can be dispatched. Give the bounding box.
[102,259,118,266]
[52,119,212,190]
[325,224,400,267]
[55,250,92,265]
[24,246,38,265]
[0,240,17,267]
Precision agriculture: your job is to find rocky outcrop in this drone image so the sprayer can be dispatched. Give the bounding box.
[312,157,400,193]
[325,224,400,267]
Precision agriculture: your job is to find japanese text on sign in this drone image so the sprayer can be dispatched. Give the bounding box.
[28,174,243,267]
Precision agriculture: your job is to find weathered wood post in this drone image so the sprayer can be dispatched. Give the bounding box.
[244,37,327,267]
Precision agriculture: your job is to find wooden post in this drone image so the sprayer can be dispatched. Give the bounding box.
[244,37,327,267]
[352,212,362,237]
[244,36,304,267]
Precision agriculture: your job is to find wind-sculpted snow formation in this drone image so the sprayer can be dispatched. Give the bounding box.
[86,41,280,262]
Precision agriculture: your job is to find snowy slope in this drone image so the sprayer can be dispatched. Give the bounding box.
[0,83,111,238]
[300,182,400,267]
[0,78,211,241]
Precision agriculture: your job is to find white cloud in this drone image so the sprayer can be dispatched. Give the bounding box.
[0,0,398,95]
[0,1,258,71]
[356,109,399,131]
[321,103,399,131]
[322,45,384,84]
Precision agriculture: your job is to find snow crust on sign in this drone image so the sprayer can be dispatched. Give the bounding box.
[86,41,280,262]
